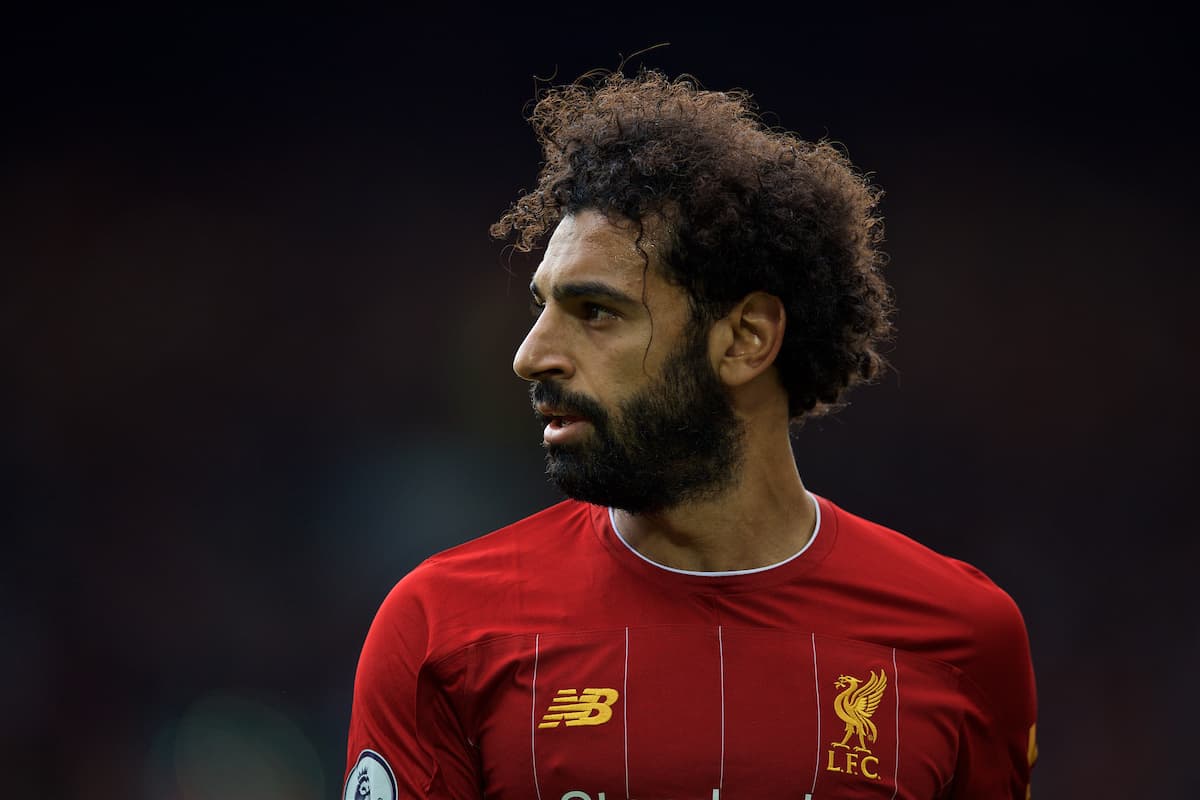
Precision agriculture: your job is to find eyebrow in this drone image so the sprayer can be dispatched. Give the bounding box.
[529,280,638,307]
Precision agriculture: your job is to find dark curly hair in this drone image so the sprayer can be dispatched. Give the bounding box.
[491,70,893,419]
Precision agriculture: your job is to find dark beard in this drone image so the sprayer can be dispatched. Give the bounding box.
[529,325,745,514]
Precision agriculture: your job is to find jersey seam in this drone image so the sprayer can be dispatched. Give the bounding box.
[431,626,980,685]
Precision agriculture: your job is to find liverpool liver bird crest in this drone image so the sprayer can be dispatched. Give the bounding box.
[830,670,888,753]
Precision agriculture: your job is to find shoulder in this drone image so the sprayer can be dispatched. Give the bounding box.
[404,498,593,592]
[823,496,1024,624]
[430,496,592,558]
[365,499,595,659]
[821,497,1036,719]
[823,501,1038,780]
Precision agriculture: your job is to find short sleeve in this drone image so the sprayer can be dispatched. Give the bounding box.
[948,584,1038,799]
[344,574,481,799]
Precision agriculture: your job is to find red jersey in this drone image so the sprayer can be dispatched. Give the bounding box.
[345,495,1037,800]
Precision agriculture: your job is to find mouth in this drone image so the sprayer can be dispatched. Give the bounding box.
[536,405,592,445]
[546,414,586,429]
[535,404,587,427]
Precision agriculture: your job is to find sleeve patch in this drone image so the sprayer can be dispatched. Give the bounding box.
[344,749,398,800]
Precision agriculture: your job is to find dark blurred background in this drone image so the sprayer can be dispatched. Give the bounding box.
[3,8,1196,799]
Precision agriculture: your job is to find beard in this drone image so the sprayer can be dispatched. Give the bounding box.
[529,324,746,514]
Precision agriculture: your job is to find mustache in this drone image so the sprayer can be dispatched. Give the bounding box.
[529,381,608,424]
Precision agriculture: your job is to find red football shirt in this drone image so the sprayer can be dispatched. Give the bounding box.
[345,495,1037,799]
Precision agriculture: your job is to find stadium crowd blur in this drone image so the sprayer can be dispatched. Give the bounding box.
[3,10,1196,799]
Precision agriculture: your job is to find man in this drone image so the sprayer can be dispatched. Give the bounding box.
[344,70,1037,799]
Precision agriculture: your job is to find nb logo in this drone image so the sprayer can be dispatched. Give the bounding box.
[539,688,620,728]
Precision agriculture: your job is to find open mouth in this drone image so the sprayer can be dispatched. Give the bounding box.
[548,414,585,429]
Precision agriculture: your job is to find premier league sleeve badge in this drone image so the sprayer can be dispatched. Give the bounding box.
[344,749,397,800]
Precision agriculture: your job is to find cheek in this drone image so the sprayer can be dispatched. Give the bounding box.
[596,374,645,415]
[579,345,639,393]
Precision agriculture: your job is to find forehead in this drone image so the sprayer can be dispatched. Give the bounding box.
[532,209,665,292]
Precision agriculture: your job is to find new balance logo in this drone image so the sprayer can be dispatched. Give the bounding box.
[538,688,620,728]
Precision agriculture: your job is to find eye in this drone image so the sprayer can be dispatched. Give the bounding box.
[583,303,618,322]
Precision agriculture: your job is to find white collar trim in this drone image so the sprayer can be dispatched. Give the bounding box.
[606,491,822,577]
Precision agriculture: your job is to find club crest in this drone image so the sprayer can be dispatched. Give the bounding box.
[825,669,888,780]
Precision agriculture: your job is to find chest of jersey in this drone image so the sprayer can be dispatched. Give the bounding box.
[459,625,963,800]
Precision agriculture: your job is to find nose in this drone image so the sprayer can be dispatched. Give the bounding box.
[513,308,573,382]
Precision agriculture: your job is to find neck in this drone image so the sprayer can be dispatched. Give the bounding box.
[611,424,816,572]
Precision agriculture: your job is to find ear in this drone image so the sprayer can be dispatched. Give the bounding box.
[711,291,786,388]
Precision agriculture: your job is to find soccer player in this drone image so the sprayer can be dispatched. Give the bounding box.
[344,70,1037,800]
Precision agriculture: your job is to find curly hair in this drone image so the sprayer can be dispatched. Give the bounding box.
[491,70,893,419]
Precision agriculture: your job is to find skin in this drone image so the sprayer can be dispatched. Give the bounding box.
[513,209,817,572]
